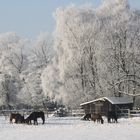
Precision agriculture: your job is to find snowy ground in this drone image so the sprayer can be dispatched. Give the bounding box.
[0,116,140,140]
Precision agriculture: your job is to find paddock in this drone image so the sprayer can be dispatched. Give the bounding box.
[0,116,140,140]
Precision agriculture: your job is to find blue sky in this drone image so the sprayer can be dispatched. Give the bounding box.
[0,0,139,39]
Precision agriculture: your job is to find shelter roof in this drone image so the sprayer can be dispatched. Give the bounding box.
[80,96,133,106]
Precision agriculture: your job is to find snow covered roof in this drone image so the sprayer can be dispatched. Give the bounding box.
[80,97,105,106]
[80,96,133,106]
[104,97,133,104]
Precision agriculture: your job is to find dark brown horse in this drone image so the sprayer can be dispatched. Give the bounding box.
[91,113,104,124]
[25,111,45,125]
[10,113,25,124]
[82,114,91,121]
[107,111,118,123]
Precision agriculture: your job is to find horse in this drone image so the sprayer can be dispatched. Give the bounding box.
[10,113,25,124]
[91,113,104,124]
[107,111,118,123]
[82,114,91,121]
[25,111,45,125]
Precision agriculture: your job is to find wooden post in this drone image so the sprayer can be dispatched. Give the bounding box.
[127,109,130,118]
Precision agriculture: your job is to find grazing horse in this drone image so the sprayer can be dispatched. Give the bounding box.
[107,111,118,123]
[25,111,45,125]
[10,113,25,124]
[91,113,104,124]
[82,114,91,121]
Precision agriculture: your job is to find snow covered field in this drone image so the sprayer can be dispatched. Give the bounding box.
[0,116,140,140]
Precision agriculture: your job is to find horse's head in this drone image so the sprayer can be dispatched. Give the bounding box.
[24,118,30,124]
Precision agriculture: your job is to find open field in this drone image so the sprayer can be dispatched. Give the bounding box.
[0,116,140,140]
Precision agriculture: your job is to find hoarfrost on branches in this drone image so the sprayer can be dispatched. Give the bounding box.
[54,0,140,107]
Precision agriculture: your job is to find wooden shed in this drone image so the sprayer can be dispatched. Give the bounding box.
[80,96,133,116]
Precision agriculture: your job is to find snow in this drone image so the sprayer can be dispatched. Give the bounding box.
[80,96,133,106]
[0,116,140,140]
[104,97,133,105]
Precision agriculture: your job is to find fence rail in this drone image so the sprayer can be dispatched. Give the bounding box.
[0,108,140,118]
[112,109,140,118]
[70,109,140,118]
[71,109,85,116]
[0,109,48,116]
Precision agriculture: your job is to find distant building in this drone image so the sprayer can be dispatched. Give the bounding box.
[80,96,133,116]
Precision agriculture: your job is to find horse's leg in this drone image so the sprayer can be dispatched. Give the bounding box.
[112,117,115,123]
[15,118,18,123]
[36,119,38,125]
[101,118,104,124]
[34,118,38,125]
[98,118,100,123]
[115,117,118,123]
[10,117,12,123]
[33,119,36,125]
[93,118,96,123]
[42,116,45,124]
[41,118,44,124]
[27,120,30,124]
[108,117,110,123]
[113,118,115,123]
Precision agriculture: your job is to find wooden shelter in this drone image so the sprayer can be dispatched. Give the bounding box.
[80,96,133,116]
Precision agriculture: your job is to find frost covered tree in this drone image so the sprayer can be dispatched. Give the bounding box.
[0,32,55,109]
[31,32,54,68]
[0,74,19,109]
[20,32,55,108]
[0,32,28,75]
[54,5,104,107]
[0,32,29,108]
[98,0,140,105]
[41,59,64,105]
[54,0,140,107]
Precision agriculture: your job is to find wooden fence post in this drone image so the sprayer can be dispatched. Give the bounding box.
[128,109,130,118]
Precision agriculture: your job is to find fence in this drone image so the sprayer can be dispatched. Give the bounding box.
[1,108,140,118]
[0,109,35,116]
[116,109,140,118]
[71,109,85,116]
[0,109,50,117]
[129,109,140,117]
[69,108,140,118]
